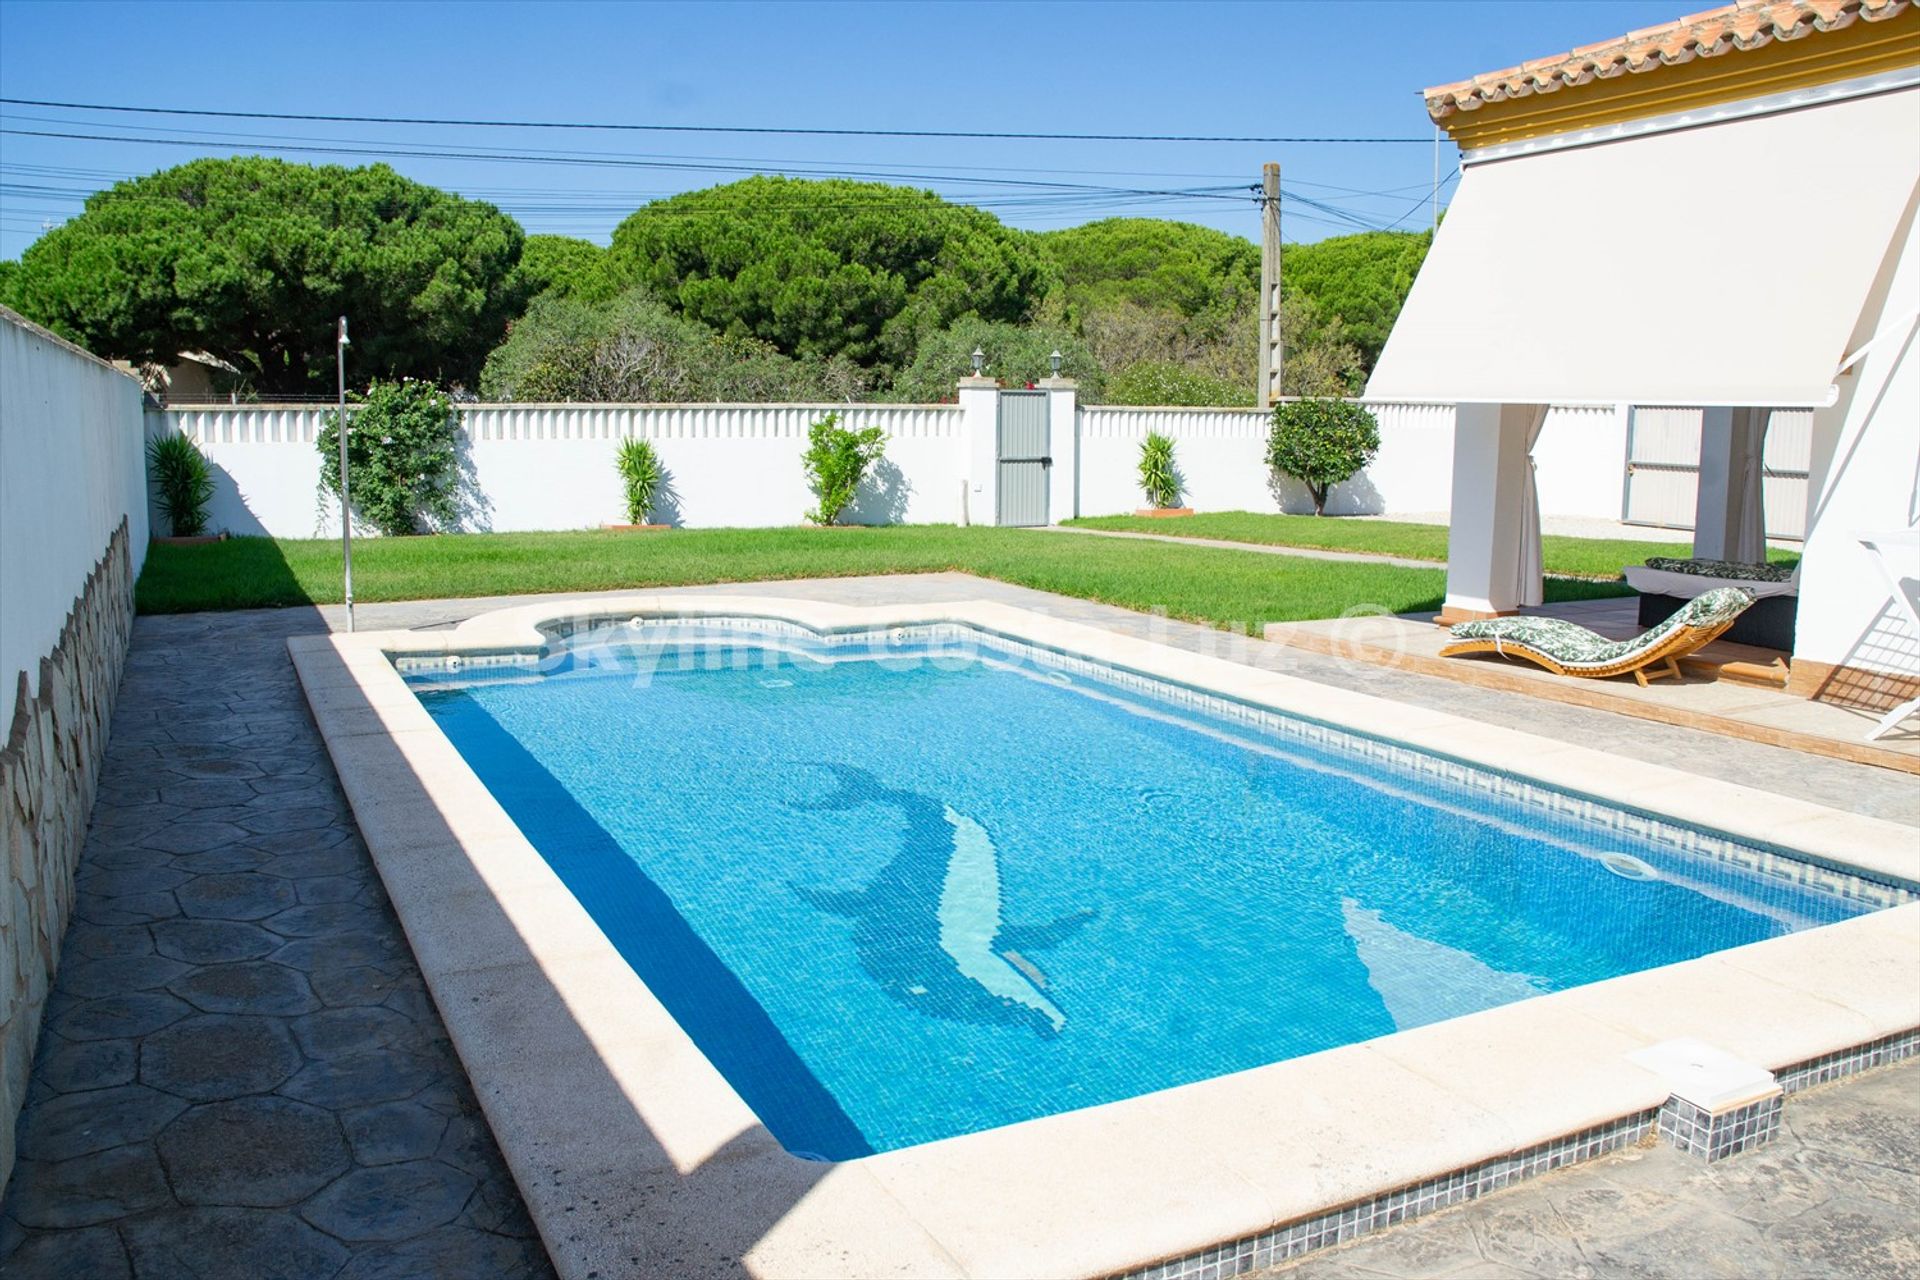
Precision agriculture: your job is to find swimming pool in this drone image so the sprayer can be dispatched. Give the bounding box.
[402,618,1890,1161]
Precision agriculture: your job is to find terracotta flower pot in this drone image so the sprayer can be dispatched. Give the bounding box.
[602,524,671,531]
[1133,507,1195,518]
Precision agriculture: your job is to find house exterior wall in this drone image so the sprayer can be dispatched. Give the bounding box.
[1793,184,1920,684]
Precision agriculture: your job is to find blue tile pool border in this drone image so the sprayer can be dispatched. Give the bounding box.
[395,614,1917,914]
[1105,1026,1920,1280]
[1109,1111,1662,1280]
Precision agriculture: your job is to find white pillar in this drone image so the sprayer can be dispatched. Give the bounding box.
[1440,402,1543,622]
[1693,406,1767,562]
[957,375,998,527]
[1041,377,1078,523]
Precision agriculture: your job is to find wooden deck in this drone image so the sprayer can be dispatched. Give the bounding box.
[1267,597,1919,775]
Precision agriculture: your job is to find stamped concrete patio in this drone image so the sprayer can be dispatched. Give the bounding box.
[3,573,1914,1278]
[0,606,552,1279]
[1262,1058,1920,1280]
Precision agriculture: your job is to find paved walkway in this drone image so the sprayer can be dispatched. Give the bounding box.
[4,573,1912,1279]
[1361,510,1803,551]
[0,608,552,1279]
[1044,523,1449,570]
[1261,1059,1920,1280]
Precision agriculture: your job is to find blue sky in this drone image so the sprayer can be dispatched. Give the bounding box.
[0,0,1686,259]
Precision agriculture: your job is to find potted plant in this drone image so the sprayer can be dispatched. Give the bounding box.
[147,432,223,543]
[607,438,668,530]
[1135,431,1192,517]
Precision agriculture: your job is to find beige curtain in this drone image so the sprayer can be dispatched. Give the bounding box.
[1731,409,1768,563]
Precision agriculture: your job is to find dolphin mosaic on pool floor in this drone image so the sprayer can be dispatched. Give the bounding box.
[0,608,551,1279]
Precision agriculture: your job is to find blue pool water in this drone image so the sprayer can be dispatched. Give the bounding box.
[407,624,1878,1159]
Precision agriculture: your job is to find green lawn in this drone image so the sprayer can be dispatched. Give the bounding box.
[1063,511,1800,580]
[136,525,1633,628]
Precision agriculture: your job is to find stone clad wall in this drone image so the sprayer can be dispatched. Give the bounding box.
[0,522,134,1190]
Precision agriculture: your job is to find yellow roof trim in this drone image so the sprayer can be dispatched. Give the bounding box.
[1438,3,1919,150]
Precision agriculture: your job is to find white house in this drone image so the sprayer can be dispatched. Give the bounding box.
[1368,0,1920,705]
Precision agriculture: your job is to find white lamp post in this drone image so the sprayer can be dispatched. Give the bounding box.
[336,316,354,633]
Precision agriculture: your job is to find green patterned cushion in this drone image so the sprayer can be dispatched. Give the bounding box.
[1643,556,1794,583]
[1449,587,1755,669]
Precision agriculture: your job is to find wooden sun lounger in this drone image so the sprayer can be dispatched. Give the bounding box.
[1439,587,1756,687]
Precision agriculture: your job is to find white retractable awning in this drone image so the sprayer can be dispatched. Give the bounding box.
[1367,87,1920,409]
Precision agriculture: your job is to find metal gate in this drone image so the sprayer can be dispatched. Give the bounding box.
[996,390,1050,526]
[1623,407,1812,540]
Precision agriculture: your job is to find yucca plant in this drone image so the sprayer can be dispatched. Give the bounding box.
[147,432,215,536]
[1138,431,1181,509]
[615,438,663,525]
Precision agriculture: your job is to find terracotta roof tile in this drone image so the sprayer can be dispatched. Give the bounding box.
[1426,0,1911,119]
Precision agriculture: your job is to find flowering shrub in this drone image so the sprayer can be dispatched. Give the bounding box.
[317,379,458,536]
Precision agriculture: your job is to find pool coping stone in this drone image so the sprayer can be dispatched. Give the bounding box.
[288,593,1920,1280]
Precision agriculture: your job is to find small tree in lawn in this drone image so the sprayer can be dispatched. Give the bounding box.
[802,413,886,526]
[1266,399,1380,516]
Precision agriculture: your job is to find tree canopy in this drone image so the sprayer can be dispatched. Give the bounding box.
[481,287,867,404]
[516,235,618,304]
[603,176,1053,373]
[8,157,527,394]
[7,162,1434,406]
[1039,218,1259,319]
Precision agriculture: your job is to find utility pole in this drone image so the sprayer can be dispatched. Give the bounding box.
[1257,162,1283,406]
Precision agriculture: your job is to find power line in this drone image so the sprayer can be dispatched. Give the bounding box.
[0,97,1430,145]
[0,127,1252,203]
[1380,166,1459,231]
[0,112,1267,186]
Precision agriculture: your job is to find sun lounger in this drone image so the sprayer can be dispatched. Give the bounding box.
[1440,587,1756,686]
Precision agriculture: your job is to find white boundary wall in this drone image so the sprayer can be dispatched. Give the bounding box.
[155,395,1670,537]
[1,312,148,730]
[156,402,965,537]
[1075,402,1627,520]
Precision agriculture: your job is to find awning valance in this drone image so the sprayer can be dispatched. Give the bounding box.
[1366,87,1920,408]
